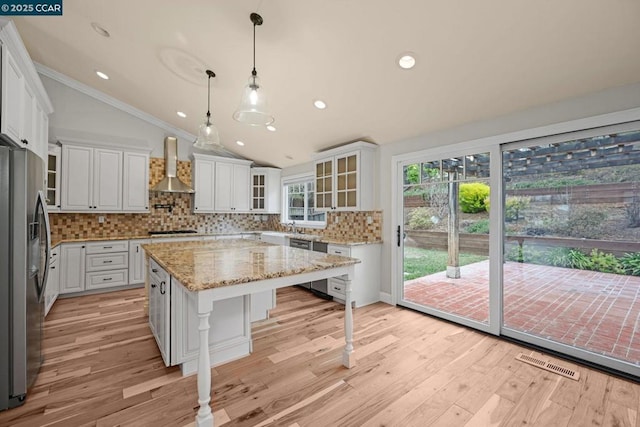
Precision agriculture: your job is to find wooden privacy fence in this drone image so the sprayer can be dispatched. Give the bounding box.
[405,230,640,257]
[404,182,640,207]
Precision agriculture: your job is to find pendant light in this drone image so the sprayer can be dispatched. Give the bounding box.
[233,13,274,126]
[193,69,222,149]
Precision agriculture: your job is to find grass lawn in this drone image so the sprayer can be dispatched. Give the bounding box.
[403,246,488,280]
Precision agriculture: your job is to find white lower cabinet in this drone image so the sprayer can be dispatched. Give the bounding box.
[327,243,381,307]
[44,246,60,316]
[59,243,86,294]
[129,239,150,284]
[148,259,251,375]
[58,240,134,296]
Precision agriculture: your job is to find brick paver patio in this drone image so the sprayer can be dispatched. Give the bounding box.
[404,260,640,365]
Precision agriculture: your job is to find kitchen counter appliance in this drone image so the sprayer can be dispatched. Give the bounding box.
[289,238,330,299]
[0,141,50,411]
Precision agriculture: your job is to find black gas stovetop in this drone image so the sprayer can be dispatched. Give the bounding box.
[148,230,198,235]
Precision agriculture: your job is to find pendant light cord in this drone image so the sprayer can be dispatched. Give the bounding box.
[252,20,257,77]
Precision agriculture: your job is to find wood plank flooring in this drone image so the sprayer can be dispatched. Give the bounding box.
[0,287,638,427]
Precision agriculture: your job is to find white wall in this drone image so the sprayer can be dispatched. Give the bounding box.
[41,73,242,161]
[377,82,640,295]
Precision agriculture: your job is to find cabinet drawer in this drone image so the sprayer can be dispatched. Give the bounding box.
[149,259,170,282]
[328,245,351,257]
[328,278,346,298]
[85,240,129,254]
[86,269,128,290]
[86,252,128,271]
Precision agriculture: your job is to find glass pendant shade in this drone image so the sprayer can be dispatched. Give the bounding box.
[233,75,274,126]
[193,117,221,150]
[193,69,222,150]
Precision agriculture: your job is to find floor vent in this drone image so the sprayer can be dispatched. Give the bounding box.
[515,353,580,381]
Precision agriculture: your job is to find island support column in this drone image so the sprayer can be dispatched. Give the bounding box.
[342,274,355,368]
[196,300,214,427]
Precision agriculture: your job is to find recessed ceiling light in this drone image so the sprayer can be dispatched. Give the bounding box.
[236,140,245,146]
[91,22,110,38]
[397,52,416,70]
[177,111,187,118]
[266,125,276,132]
[313,100,327,110]
[96,70,109,80]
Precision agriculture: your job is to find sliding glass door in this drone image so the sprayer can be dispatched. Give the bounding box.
[399,151,497,332]
[501,126,640,375]
[395,122,640,376]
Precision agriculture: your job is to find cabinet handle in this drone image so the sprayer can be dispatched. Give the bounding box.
[160,281,166,295]
[136,246,139,253]
[333,286,340,291]
[151,282,156,288]
[103,277,113,281]
[152,268,158,273]
[334,251,343,254]
[103,260,113,263]
[103,246,112,249]
[50,266,56,269]
[21,139,28,145]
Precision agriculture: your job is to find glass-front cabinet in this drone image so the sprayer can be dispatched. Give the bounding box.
[313,141,376,211]
[46,143,61,211]
[250,167,281,214]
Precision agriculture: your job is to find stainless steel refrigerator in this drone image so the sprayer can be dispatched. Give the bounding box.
[0,139,50,411]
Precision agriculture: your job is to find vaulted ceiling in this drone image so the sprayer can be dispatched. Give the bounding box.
[13,0,640,167]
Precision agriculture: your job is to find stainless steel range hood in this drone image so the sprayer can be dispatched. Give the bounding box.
[151,137,194,193]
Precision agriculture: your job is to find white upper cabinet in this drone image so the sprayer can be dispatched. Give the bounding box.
[0,20,53,160]
[251,167,281,213]
[1,47,24,145]
[61,143,150,213]
[123,151,149,212]
[61,144,93,211]
[93,148,123,211]
[192,154,252,213]
[313,141,377,211]
[215,160,251,212]
[192,154,216,213]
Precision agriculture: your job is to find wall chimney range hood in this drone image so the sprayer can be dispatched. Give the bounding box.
[151,137,194,193]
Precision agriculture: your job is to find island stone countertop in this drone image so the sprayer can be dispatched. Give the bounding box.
[142,239,360,292]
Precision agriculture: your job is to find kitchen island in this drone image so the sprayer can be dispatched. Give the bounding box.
[142,239,359,427]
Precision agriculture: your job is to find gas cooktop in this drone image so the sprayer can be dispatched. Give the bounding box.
[148,230,198,235]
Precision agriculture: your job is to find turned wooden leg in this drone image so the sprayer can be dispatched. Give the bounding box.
[342,276,355,368]
[196,312,213,427]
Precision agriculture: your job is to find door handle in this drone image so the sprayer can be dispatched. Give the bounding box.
[397,225,401,247]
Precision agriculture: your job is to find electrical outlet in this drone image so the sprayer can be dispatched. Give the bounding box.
[98,216,105,224]
[367,216,373,224]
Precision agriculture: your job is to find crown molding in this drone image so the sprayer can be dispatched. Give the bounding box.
[35,62,198,143]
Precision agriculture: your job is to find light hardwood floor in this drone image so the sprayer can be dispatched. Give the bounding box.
[1,286,638,427]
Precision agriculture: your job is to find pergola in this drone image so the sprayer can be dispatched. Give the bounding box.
[404,130,640,279]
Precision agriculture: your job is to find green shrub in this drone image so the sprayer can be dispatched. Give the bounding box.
[459,182,490,213]
[505,196,530,222]
[620,252,640,276]
[545,247,572,267]
[566,249,592,270]
[505,244,546,264]
[587,249,624,274]
[407,207,434,230]
[465,219,490,234]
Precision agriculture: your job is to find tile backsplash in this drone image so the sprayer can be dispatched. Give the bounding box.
[49,158,383,243]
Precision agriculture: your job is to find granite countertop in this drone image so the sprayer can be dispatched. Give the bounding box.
[51,231,382,248]
[50,231,261,247]
[142,239,360,292]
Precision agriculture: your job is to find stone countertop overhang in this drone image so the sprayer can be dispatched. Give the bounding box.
[142,239,360,292]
